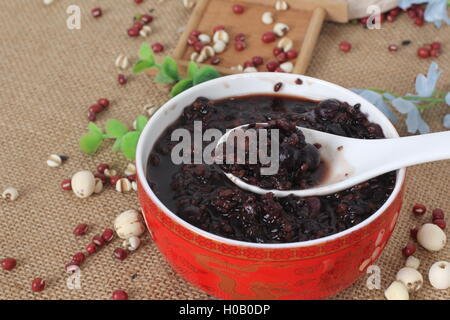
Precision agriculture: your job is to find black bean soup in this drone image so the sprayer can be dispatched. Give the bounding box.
[147,94,396,243]
[219,120,327,190]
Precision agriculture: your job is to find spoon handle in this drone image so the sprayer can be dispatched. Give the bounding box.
[355,130,450,175]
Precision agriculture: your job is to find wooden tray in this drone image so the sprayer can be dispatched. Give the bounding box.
[172,0,348,75]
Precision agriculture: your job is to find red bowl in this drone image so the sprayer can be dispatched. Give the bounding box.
[136,73,406,299]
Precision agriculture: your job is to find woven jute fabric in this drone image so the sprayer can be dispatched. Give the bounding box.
[0,0,448,300]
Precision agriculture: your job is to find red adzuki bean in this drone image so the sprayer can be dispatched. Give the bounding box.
[412,203,427,215]
[86,242,97,254]
[73,223,88,236]
[88,111,97,122]
[252,56,263,66]
[92,235,105,247]
[97,98,110,108]
[141,14,153,24]
[110,176,121,186]
[234,41,246,51]
[102,229,115,242]
[89,104,104,114]
[113,248,128,261]
[432,208,445,220]
[118,74,127,85]
[261,32,276,43]
[339,41,352,53]
[61,179,72,191]
[31,278,46,292]
[402,242,416,257]
[273,47,283,57]
[232,4,244,14]
[410,227,419,240]
[286,49,298,59]
[266,61,279,72]
[151,43,164,53]
[1,258,17,271]
[72,252,86,265]
[97,163,109,174]
[91,8,102,18]
[433,219,446,230]
[112,290,129,300]
[128,28,139,37]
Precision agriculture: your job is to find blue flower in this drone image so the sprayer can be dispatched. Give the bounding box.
[391,98,430,134]
[445,92,450,106]
[424,0,450,27]
[443,114,450,128]
[415,62,442,97]
[351,89,398,123]
[383,93,397,101]
[398,0,430,9]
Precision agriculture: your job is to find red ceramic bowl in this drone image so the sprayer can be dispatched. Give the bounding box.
[136,73,406,300]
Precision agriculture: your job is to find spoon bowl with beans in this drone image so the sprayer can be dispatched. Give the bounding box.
[216,123,450,197]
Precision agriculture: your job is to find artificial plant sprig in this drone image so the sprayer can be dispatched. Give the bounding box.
[366,89,448,111]
[79,115,148,160]
[133,43,221,97]
[353,62,450,134]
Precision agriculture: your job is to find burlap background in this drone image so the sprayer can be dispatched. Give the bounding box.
[0,0,448,300]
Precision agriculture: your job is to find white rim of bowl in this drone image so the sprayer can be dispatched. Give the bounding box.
[136,73,406,249]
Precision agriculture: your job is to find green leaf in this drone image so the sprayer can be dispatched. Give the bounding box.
[170,79,193,97]
[187,61,198,79]
[88,122,102,135]
[120,131,141,160]
[105,119,128,138]
[135,115,148,132]
[161,57,180,81]
[79,131,103,154]
[133,59,155,74]
[111,137,123,152]
[139,43,154,61]
[193,66,221,85]
[155,72,175,84]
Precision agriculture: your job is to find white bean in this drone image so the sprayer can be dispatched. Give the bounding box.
[396,267,423,292]
[114,209,145,239]
[405,256,420,269]
[384,281,409,300]
[2,187,19,201]
[417,223,447,251]
[261,12,274,24]
[275,0,289,11]
[198,34,211,44]
[116,178,132,193]
[213,40,226,53]
[273,23,289,37]
[428,261,450,289]
[71,171,95,198]
[47,154,63,167]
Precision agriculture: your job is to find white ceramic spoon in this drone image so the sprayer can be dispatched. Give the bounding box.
[216,124,450,197]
